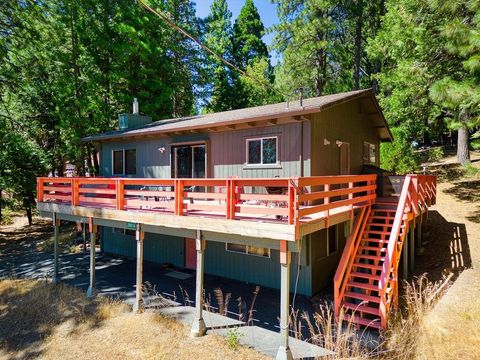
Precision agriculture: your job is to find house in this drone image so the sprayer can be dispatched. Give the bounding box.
[36,89,436,360]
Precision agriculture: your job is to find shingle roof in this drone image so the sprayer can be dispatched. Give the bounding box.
[83,89,392,142]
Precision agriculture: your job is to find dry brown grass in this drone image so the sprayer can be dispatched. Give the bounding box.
[0,279,269,360]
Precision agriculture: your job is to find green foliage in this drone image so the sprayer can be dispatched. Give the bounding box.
[272,0,385,96]
[462,161,480,177]
[368,0,479,164]
[225,327,243,350]
[203,0,236,112]
[427,147,444,163]
[232,0,269,70]
[380,128,420,174]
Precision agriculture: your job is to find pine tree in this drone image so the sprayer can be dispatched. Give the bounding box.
[232,0,269,70]
[231,0,272,108]
[428,0,480,164]
[203,0,235,112]
[272,0,338,97]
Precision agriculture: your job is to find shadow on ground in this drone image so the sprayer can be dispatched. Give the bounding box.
[414,210,471,282]
[443,180,480,223]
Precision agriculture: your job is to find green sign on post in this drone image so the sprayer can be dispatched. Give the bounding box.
[126,222,137,230]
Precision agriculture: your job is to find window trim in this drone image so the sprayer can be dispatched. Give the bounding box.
[245,136,279,167]
[112,148,136,176]
[225,243,271,258]
[112,227,135,237]
[363,141,376,165]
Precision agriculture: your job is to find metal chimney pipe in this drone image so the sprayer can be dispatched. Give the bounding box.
[133,98,139,114]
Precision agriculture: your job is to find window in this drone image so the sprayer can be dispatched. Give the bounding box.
[246,136,278,165]
[226,243,270,258]
[363,142,376,164]
[112,149,136,175]
[112,228,136,237]
[328,225,338,256]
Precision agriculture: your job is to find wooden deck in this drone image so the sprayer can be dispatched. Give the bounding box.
[37,175,377,241]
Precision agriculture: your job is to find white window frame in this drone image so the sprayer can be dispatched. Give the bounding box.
[245,136,279,167]
[225,243,271,258]
[363,142,376,165]
[112,148,136,175]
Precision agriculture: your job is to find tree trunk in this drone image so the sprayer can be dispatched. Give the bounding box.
[353,0,364,90]
[92,146,100,175]
[25,204,32,226]
[0,188,3,223]
[457,124,470,164]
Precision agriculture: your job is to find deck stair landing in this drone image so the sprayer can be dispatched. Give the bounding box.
[334,175,436,329]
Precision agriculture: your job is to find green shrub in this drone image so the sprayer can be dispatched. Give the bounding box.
[380,128,420,174]
[427,147,444,163]
[225,327,243,350]
[463,161,479,177]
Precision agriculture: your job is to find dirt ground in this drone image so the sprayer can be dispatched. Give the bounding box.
[412,156,480,360]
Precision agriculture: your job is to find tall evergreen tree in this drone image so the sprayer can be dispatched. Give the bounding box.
[272,0,338,97]
[428,0,480,164]
[203,0,235,112]
[368,0,479,165]
[231,0,272,108]
[232,0,269,70]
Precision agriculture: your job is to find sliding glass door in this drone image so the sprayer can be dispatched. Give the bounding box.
[171,144,206,179]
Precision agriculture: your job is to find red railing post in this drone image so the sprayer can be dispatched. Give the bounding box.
[72,179,79,206]
[324,184,330,227]
[228,179,235,220]
[37,178,44,203]
[175,179,184,215]
[288,179,297,225]
[116,179,124,210]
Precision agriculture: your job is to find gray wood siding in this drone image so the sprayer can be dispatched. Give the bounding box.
[209,122,309,178]
[101,230,312,296]
[99,123,308,179]
[310,99,380,176]
[101,227,185,267]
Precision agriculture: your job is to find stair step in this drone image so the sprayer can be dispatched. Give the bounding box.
[368,222,393,227]
[351,271,380,280]
[348,281,381,291]
[362,246,387,252]
[344,302,380,316]
[343,314,382,329]
[353,262,383,270]
[365,230,390,235]
[362,238,389,244]
[357,254,385,261]
[345,291,381,303]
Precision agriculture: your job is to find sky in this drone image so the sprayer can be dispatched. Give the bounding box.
[195,0,280,65]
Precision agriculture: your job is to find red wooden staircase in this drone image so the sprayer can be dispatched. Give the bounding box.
[334,175,436,329]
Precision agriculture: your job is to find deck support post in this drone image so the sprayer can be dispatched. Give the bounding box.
[402,232,409,280]
[276,240,293,360]
[191,229,206,337]
[86,218,97,298]
[409,222,415,273]
[416,221,423,249]
[52,213,60,284]
[133,224,145,313]
[82,221,87,253]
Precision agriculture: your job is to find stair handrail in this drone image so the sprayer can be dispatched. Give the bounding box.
[334,205,371,319]
[378,175,416,325]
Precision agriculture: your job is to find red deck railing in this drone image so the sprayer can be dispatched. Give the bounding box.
[36,175,377,230]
